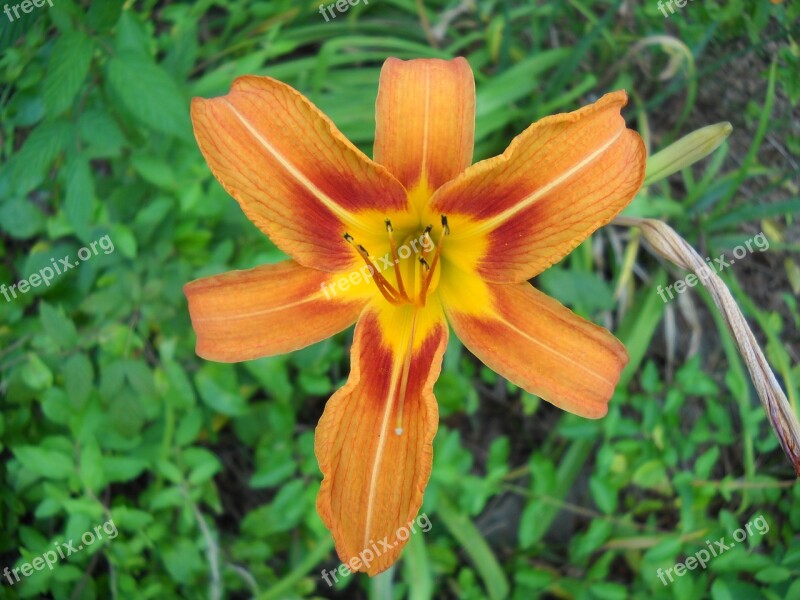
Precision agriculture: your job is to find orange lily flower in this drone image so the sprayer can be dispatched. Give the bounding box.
[185,57,646,575]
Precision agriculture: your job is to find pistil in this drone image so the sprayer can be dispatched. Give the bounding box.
[394,306,418,436]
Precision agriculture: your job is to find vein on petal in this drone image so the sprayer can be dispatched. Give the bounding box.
[221,98,361,226]
[496,311,618,388]
[191,291,327,321]
[474,129,624,233]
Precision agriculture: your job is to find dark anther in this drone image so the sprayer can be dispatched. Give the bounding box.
[343,233,354,242]
[385,218,393,232]
[441,215,450,235]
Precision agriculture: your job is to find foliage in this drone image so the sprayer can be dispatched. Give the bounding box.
[1,0,798,598]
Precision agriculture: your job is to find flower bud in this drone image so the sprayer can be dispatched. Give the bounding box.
[644,122,733,185]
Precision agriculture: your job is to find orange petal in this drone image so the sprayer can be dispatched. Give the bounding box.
[374,57,475,201]
[184,261,369,362]
[427,91,646,283]
[192,76,410,273]
[315,301,447,575]
[442,278,628,418]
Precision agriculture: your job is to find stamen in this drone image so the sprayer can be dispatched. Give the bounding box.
[344,218,448,309]
[385,218,410,302]
[344,233,403,305]
[418,215,449,305]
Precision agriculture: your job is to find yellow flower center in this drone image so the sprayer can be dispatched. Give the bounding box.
[344,216,449,307]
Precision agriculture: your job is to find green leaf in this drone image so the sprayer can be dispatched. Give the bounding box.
[0,196,45,239]
[109,223,138,259]
[187,457,221,485]
[44,31,94,117]
[114,10,152,56]
[616,272,668,388]
[437,495,509,600]
[63,353,94,407]
[403,530,434,600]
[754,566,792,583]
[106,51,191,140]
[13,445,73,479]
[79,439,105,492]
[40,302,79,349]
[0,5,29,53]
[64,156,95,241]
[78,109,127,158]
[162,539,204,584]
[538,268,615,312]
[195,368,248,416]
[632,459,669,491]
[589,475,617,514]
[86,0,124,32]
[104,456,148,483]
[4,120,72,195]
[21,353,53,390]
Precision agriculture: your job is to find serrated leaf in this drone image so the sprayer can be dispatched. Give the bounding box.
[44,31,94,117]
[64,156,95,241]
[63,353,94,407]
[13,445,73,479]
[86,0,123,32]
[21,353,53,390]
[106,51,191,140]
[4,120,72,195]
[40,302,78,349]
[104,456,148,483]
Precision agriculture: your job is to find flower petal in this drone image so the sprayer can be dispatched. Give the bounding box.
[184,261,370,362]
[427,91,646,283]
[374,57,475,201]
[315,301,447,575]
[192,75,411,272]
[442,277,628,418]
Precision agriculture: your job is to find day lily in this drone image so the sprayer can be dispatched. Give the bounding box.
[185,57,646,575]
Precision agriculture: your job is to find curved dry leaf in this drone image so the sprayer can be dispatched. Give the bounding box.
[614,216,800,476]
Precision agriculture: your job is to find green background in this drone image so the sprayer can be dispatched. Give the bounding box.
[1,0,799,598]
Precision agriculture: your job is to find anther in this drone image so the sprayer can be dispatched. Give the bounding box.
[385,218,393,232]
[344,232,403,305]
[423,224,433,235]
[441,215,450,235]
[419,257,429,269]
